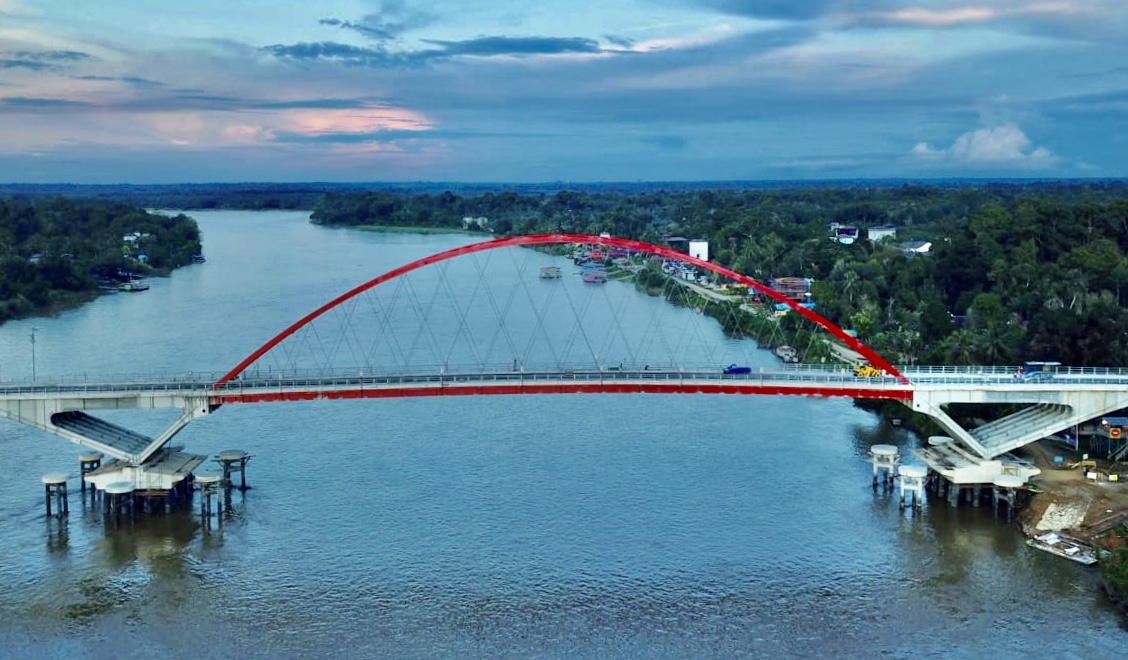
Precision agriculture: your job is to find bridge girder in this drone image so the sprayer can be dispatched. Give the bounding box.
[0,393,215,465]
[913,385,1128,458]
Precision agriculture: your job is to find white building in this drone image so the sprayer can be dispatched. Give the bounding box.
[688,240,709,262]
[900,240,932,255]
[867,225,897,242]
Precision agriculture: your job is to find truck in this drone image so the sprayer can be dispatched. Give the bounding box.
[853,360,883,378]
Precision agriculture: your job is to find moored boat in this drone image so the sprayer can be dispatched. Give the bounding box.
[540,266,562,279]
[774,345,799,363]
[119,280,150,292]
[1026,531,1099,565]
[583,270,607,284]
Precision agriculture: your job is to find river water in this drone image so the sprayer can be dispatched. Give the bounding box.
[0,210,1122,658]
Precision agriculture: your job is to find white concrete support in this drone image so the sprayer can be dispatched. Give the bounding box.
[908,398,988,456]
[912,384,1128,458]
[898,464,927,511]
[78,452,102,492]
[993,474,1025,521]
[196,473,224,519]
[0,394,215,464]
[868,444,900,491]
[42,473,69,518]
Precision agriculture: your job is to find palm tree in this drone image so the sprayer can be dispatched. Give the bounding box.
[938,329,979,365]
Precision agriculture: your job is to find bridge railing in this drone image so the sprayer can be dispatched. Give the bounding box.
[6,363,1128,397]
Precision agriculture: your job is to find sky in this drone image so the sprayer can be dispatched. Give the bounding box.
[0,0,1126,183]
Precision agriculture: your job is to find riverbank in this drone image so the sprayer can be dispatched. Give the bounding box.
[1019,440,1128,551]
[354,225,486,235]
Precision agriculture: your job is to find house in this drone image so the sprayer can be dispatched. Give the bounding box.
[461,216,489,230]
[867,225,897,242]
[901,240,932,255]
[770,277,811,302]
[827,223,859,245]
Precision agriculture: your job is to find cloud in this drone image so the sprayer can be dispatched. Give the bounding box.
[251,98,386,110]
[263,35,606,68]
[320,1,436,42]
[72,74,164,88]
[855,2,1098,28]
[261,41,411,67]
[0,96,95,108]
[689,0,889,21]
[912,124,1055,166]
[421,36,603,57]
[1,49,95,71]
[603,35,636,48]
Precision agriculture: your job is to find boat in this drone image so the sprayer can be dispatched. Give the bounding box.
[774,345,799,363]
[118,280,150,292]
[539,266,561,279]
[583,270,607,284]
[1026,531,1099,565]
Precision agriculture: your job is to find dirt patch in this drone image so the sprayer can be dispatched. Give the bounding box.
[1018,441,1128,549]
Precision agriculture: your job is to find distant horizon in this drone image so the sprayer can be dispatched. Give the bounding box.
[3,176,1127,189]
[2,2,1125,182]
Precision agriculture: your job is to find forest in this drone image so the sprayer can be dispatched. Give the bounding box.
[5,180,1128,368]
[0,197,201,323]
[309,181,1128,368]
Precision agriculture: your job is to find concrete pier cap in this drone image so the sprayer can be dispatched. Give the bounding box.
[104,481,135,495]
[993,474,1027,489]
[41,472,69,485]
[898,464,928,479]
[870,444,899,457]
[927,436,954,447]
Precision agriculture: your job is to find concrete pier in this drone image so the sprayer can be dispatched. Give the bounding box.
[868,444,900,491]
[42,473,69,518]
[993,474,1025,521]
[78,452,102,492]
[103,481,135,526]
[898,464,928,511]
[216,450,251,491]
[195,473,224,518]
[914,435,1039,510]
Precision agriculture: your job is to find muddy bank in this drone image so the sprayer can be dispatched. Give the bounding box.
[1018,441,1128,552]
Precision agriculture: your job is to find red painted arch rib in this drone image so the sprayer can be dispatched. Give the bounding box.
[214,233,907,387]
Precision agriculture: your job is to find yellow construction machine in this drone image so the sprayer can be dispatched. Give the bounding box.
[853,360,883,378]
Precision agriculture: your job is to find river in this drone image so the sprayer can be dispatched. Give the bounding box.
[0,210,1123,658]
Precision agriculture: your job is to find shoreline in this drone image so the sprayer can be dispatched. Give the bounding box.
[1018,440,1128,552]
[352,225,487,235]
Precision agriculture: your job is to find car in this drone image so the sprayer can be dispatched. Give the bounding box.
[724,364,752,375]
[1020,360,1061,381]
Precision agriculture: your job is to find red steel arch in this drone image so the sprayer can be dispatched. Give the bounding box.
[214,234,906,387]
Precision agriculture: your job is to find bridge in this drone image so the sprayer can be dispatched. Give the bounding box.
[2,233,1126,485]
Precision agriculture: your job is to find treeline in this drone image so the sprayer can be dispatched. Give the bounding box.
[0,183,331,211]
[311,181,1128,367]
[0,197,201,323]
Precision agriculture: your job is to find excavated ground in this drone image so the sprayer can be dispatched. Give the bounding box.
[1018,440,1128,550]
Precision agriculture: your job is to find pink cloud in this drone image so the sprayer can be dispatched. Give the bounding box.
[850,2,1093,28]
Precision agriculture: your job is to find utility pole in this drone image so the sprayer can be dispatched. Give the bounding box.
[30,326,37,382]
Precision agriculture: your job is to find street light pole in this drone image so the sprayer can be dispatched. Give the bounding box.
[30,326,37,382]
